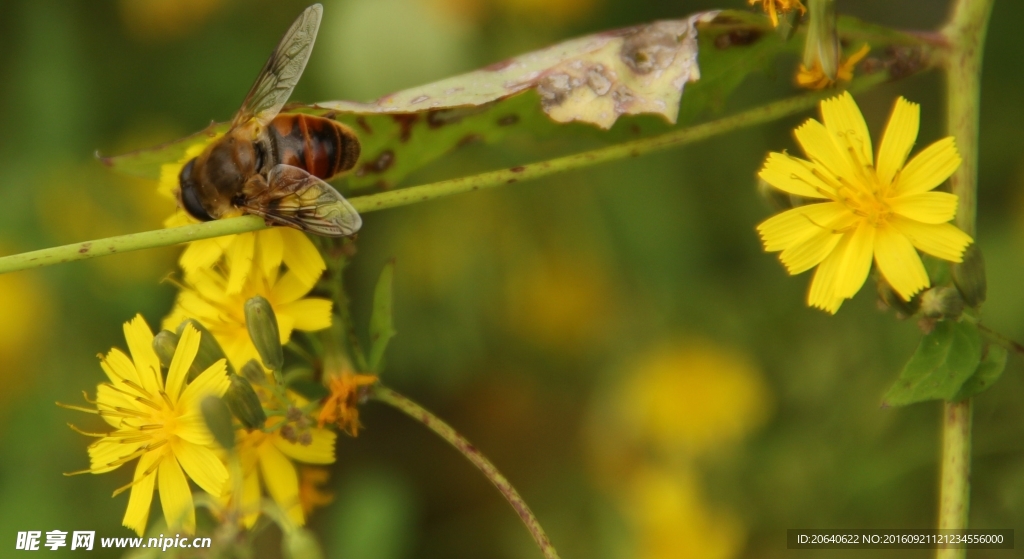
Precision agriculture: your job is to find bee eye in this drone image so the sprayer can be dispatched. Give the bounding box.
[179,159,213,222]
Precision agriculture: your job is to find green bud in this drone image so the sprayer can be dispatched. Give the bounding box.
[952,244,987,308]
[283,529,324,559]
[804,0,839,80]
[245,296,284,371]
[224,373,267,430]
[152,330,179,369]
[241,359,267,384]
[876,276,920,318]
[200,396,236,451]
[919,285,964,320]
[176,319,234,379]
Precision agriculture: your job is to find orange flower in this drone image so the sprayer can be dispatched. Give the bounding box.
[318,372,378,435]
[749,0,806,28]
[796,44,870,90]
[299,467,335,516]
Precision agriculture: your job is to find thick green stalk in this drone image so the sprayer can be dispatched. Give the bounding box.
[371,384,560,559]
[0,81,884,277]
[938,1,993,557]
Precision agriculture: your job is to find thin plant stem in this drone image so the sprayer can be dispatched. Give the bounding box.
[0,77,887,277]
[937,0,993,557]
[370,383,561,559]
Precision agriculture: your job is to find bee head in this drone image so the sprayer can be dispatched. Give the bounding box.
[178,158,214,221]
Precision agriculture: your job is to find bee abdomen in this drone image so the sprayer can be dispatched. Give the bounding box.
[270,114,360,181]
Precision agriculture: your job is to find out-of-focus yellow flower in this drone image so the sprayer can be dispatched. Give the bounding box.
[119,0,225,42]
[749,0,805,27]
[162,258,332,369]
[231,418,336,527]
[504,255,617,354]
[757,93,972,313]
[159,141,327,293]
[65,317,229,536]
[0,264,50,401]
[318,371,378,436]
[796,44,870,90]
[613,342,771,457]
[623,466,745,559]
[299,467,335,516]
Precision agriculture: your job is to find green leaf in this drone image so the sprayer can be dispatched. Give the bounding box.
[953,344,1008,401]
[882,321,982,407]
[368,259,396,372]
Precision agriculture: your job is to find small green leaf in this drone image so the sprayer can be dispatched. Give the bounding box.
[882,321,982,407]
[953,345,1008,401]
[368,260,397,372]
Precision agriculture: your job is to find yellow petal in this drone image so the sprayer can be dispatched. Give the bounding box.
[893,137,961,196]
[890,216,973,262]
[271,270,317,305]
[258,442,305,526]
[175,412,217,447]
[758,201,849,252]
[820,92,873,167]
[779,226,844,275]
[889,192,959,224]
[258,229,285,280]
[807,232,852,313]
[874,223,930,300]
[278,299,333,333]
[95,384,138,428]
[226,233,256,295]
[794,118,855,180]
[273,429,336,465]
[876,97,919,187]
[99,348,141,388]
[158,456,196,534]
[179,359,230,408]
[758,152,833,199]
[88,437,142,472]
[122,451,160,537]
[179,239,225,275]
[165,323,201,401]
[280,228,327,287]
[123,315,162,395]
[833,221,876,299]
[172,439,228,497]
[241,465,262,528]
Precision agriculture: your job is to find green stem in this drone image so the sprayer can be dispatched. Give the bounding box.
[937,0,993,557]
[371,384,561,559]
[0,79,886,277]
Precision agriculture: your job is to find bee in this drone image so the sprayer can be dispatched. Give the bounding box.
[177,3,362,237]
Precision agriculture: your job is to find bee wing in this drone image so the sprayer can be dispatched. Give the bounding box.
[231,4,323,129]
[242,164,362,237]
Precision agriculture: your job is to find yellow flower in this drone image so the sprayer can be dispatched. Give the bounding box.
[318,372,378,436]
[231,420,336,527]
[796,44,870,90]
[162,256,332,369]
[749,0,805,27]
[757,93,973,313]
[67,316,229,536]
[159,141,326,294]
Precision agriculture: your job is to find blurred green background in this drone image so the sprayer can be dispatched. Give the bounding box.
[1,0,1023,557]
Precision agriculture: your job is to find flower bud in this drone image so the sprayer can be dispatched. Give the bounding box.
[176,319,234,379]
[245,296,284,371]
[241,359,267,385]
[200,395,236,451]
[952,244,987,308]
[224,373,267,430]
[919,285,964,320]
[283,529,324,559]
[152,330,179,369]
[876,276,920,318]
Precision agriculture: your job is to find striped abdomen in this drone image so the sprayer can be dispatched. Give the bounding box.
[267,114,360,180]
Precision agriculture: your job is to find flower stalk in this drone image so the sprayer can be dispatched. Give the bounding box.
[370,384,561,559]
[0,79,886,277]
[937,0,993,556]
